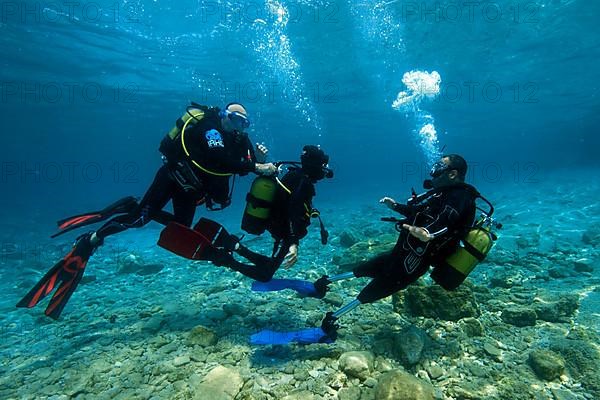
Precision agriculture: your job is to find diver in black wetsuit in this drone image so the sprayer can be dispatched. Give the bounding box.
[91,102,276,242]
[214,145,333,282]
[17,102,277,319]
[317,155,478,339]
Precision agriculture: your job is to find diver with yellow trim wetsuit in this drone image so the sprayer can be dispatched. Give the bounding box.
[16,102,277,319]
[206,145,333,282]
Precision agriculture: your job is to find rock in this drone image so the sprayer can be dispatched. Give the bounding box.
[549,267,570,279]
[338,386,362,400]
[375,369,435,400]
[142,316,165,333]
[282,391,316,400]
[222,303,246,316]
[550,388,580,400]
[193,366,243,400]
[574,258,594,273]
[173,355,191,367]
[489,274,516,288]
[483,342,502,361]
[426,365,444,380]
[339,231,359,248]
[394,326,427,366]
[117,254,143,274]
[582,226,600,246]
[534,294,579,323]
[364,377,378,387]
[205,308,228,321]
[550,338,600,398]
[80,275,97,285]
[323,293,344,307]
[459,317,484,337]
[136,263,164,275]
[500,307,537,327]
[339,351,374,380]
[186,325,218,347]
[399,284,480,321]
[528,349,565,381]
[515,235,533,250]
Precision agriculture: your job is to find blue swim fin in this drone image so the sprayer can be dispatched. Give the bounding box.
[251,279,324,298]
[250,327,333,345]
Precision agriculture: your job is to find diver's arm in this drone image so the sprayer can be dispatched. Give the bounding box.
[404,201,463,242]
[380,196,419,217]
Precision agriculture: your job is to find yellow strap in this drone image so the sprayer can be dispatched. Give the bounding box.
[275,177,291,194]
[277,177,315,218]
[181,116,233,177]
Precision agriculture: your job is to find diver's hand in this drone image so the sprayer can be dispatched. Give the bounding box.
[255,163,277,176]
[284,244,298,268]
[379,197,398,210]
[402,224,432,242]
[255,143,268,163]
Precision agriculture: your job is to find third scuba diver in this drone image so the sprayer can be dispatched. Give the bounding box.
[251,154,500,344]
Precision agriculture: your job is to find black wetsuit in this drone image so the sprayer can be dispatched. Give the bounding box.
[354,184,477,304]
[95,107,257,241]
[221,168,316,282]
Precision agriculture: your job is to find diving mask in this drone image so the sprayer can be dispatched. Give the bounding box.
[226,110,251,131]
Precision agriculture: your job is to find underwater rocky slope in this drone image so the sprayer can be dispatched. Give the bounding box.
[1,178,598,400]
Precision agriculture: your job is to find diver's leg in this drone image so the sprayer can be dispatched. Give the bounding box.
[216,254,276,282]
[313,251,393,297]
[94,165,175,242]
[352,251,393,278]
[171,188,199,227]
[235,244,275,267]
[226,241,288,282]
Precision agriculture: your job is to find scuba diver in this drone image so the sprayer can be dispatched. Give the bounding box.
[16,102,277,319]
[156,145,333,283]
[250,154,501,345]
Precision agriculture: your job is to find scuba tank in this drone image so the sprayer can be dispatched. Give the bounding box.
[241,162,330,245]
[159,103,208,159]
[430,194,501,290]
[241,176,278,235]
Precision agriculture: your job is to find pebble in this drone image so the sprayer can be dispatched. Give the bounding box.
[173,355,190,367]
[483,342,502,359]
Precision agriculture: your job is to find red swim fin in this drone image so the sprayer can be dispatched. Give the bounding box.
[51,196,138,238]
[158,222,213,260]
[16,232,97,319]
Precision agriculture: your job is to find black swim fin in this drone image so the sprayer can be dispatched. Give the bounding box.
[51,196,138,238]
[16,232,98,319]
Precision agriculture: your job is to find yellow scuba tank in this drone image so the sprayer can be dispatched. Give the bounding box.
[241,176,278,235]
[167,107,204,139]
[160,104,207,160]
[431,192,500,290]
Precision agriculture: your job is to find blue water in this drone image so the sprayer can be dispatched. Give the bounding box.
[1,1,599,399]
